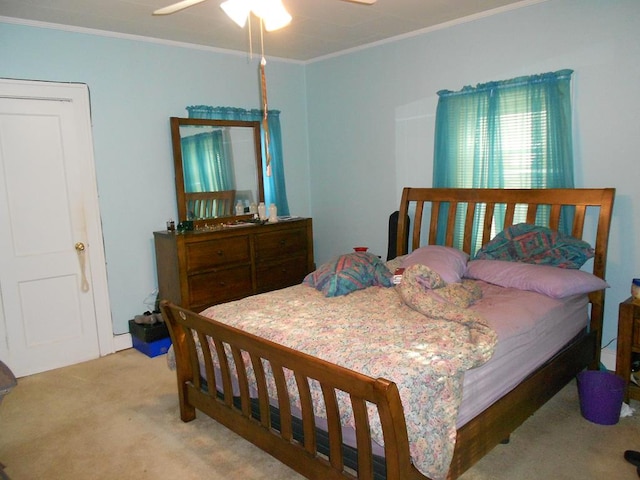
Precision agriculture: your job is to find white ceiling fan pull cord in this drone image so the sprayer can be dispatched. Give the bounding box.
[259,18,272,176]
[248,13,253,59]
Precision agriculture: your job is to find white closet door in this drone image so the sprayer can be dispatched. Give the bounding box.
[0,79,113,377]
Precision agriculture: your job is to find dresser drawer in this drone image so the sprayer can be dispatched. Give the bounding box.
[185,236,251,273]
[255,227,307,262]
[256,257,309,292]
[633,317,640,349]
[187,265,253,310]
[154,218,313,312]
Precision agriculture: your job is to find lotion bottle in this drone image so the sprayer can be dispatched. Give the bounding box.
[268,203,278,223]
[258,202,267,220]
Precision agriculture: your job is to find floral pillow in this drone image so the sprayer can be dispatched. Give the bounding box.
[303,252,393,297]
[474,223,594,269]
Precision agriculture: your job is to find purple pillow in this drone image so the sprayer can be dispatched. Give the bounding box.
[465,260,608,298]
[401,245,469,284]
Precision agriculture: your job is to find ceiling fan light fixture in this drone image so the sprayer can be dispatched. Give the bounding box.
[252,0,291,31]
[220,0,251,28]
[220,0,291,31]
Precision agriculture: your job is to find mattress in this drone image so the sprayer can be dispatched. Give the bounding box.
[456,282,589,427]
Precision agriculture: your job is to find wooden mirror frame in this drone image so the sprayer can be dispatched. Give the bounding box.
[170,117,265,226]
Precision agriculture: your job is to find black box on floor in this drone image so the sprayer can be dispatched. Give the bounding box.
[128,318,169,343]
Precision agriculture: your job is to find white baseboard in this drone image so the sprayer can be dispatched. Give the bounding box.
[113,332,133,351]
[600,347,616,371]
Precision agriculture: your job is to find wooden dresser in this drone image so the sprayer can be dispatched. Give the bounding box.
[154,218,314,312]
[616,297,640,402]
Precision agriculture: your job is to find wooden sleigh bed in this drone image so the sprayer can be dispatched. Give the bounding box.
[161,187,615,480]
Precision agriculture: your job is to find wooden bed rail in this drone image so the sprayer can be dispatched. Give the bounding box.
[160,300,424,480]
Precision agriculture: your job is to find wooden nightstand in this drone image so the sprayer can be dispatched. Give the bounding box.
[616,297,640,402]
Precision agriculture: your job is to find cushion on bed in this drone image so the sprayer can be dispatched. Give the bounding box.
[397,263,485,319]
[474,223,594,269]
[464,259,609,298]
[401,245,469,283]
[303,252,393,297]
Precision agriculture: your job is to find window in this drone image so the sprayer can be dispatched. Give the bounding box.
[433,70,574,250]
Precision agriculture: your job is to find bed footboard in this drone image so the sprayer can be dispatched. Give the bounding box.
[161,300,426,480]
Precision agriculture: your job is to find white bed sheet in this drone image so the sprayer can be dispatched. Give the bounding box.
[456,281,590,427]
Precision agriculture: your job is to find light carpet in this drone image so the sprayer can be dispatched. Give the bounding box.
[0,349,638,479]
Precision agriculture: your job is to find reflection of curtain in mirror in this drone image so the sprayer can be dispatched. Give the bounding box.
[186,105,290,216]
[181,130,235,192]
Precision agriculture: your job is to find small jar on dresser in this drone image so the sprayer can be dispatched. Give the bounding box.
[615,296,640,402]
[154,218,314,313]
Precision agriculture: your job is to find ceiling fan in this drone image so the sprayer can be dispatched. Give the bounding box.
[154,0,376,19]
[153,0,376,174]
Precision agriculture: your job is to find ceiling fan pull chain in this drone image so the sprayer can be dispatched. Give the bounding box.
[248,13,253,59]
[259,18,272,176]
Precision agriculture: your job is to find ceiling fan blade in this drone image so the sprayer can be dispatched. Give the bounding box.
[342,0,377,4]
[153,0,208,15]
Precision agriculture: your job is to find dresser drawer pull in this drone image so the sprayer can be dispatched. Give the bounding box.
[279,240,286,246]
[217,250,224,256]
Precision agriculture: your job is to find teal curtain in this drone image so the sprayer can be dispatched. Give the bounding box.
[433,69,574,250]
[187,105,290,215]
[181,129,234,192]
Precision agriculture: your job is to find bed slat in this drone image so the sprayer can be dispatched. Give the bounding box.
[213,338,234,406]
[351,395,373,480]
[444,201,458,247]
[573,205,587,238]
[272,363,294,441]
[294,372,317,455]
[548,204,561,231]
[250,352,271,429]
[428,201,439,246]
[462,203,476,254]
[197,331,215,393]
[504,202,516,226]
[321,384,345,471]
[186,328,200,391]
[231,346,251,416]
[482,202,495,246]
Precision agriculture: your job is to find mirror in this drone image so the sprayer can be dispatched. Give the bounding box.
[170,117,265,224]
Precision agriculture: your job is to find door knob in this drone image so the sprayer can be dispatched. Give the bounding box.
[75,242,89,292]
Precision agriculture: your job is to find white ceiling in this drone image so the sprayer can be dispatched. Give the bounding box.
[1,0,540,62]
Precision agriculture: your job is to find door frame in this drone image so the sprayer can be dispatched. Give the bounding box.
[0,77,114,360]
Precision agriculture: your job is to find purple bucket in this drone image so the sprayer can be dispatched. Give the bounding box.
[576,370,625,425]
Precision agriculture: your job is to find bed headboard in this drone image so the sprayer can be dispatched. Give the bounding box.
[396,187,615,354]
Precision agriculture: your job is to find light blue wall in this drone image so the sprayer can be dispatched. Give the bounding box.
[0,21,309,335]
[305,0,640,353]
[2,0,638,356]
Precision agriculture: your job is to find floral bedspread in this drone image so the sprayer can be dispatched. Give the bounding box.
[188,274,496,480]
